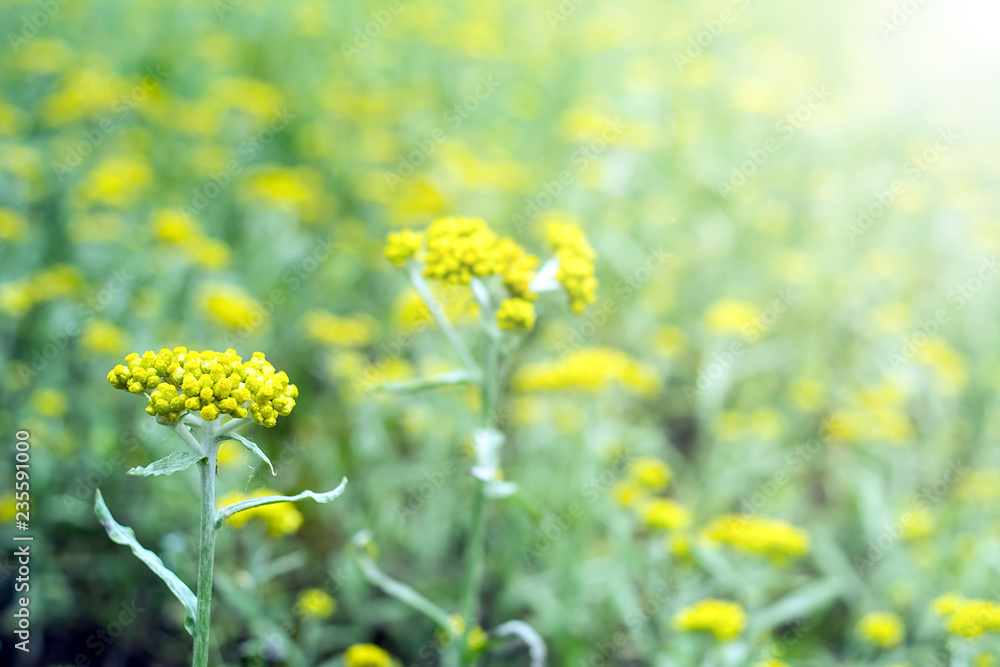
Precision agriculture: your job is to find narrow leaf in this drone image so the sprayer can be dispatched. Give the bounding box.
[215,477,348,530]
[127,451,205,477]
[94,490,197,636]
[227,433,275,476]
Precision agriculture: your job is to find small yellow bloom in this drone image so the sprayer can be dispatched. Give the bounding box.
[612,481,643,507]
[30,388,68,417]
[81,320,129,357]
[0,208,27,241]
[303,310,378,347]
[704,299,757,337]
[640,498,690,530]
[343,643,393,667]
[219,489,304,536]
[856,612,905,648]
[548,220,597,313]
[512,348,659,396]
[297,588,336,618]
[200,284,263,330]
[384,228,423,266]
[673,599,746,641]
[704,515,810,563]
[630,457,672,490]
[496,298,536,330]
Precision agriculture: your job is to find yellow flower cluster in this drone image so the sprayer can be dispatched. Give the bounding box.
[220,489,304,535]
[343,643,393,667]
[703,515,810,563]
[931,593,1000,638]
[548,221,597,314]
[296,588,336,618]
[107,348,298,427]
[856,612,904,648]
[423,216,509,284]
[512,348,659,396]
[641,498,691,530]
[385,228,423,266]
[827,381,912,445]
[496,297,536,330]
[302,309,378,347]
[673,599,746,641]
[611,456,689,530]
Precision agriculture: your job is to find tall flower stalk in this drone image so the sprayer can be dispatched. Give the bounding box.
[99,347,348,667]
[356,216,598,666]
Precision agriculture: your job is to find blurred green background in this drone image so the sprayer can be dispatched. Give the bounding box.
[3,0,1000,664]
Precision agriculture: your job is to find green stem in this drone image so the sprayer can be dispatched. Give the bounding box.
[193,428,219,667]
[461,480,487,626]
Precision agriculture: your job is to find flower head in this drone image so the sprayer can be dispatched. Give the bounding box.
[630,457,672,490]
[219,489,304,535]
[108,348,298,427]
[640,498,690,530]
[931,594,1000,638]
[673,599,746,641]
[856,612,905,648]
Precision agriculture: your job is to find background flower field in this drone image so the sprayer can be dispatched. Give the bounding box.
[2,0,1000,664]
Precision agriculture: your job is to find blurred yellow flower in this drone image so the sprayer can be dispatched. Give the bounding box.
[704,515,810,563]
[384,229,423,266]
[81,320,129,357]
[219,489,304,536]
[0,208,27,241]
[303,310,378,347]
[630,457,672,490]
[639,498,690,530]
[788,376,826,412]
[931,594,1000,638]
[673,599,746,641]
[296,588,336,618]
[30,388,68,417]
[244,166,322,223]
[704,299,757,337]
[200,284,263,330]
[512,348,659,396]
[343,643,393,667]
[914,337,968,396]
[856,612,904,648]
[80,155,152,208]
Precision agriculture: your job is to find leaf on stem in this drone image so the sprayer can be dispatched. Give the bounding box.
[214,477,348,530]
[127,451,206,477]
[94,490,197,636]
[226,433,275,476]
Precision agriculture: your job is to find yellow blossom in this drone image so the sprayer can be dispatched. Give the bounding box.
[108,348,298,427]
[385,229,423,266]
[630,457,672,490]
[548,220,597,313]
[343,643,393,667]
[704,298,757,337]
[496,298,536,330]
[0,208,27,241]
[80,155,152,208]
[704,515,810,563]
[303,310,378,347]
[297,588,336,618]
[640,498,690,530]
[30,388,68,417]
[673,599,746,641]
[81,320,129,357]
[856,612,904,648]
[512,348,659,396]
[200,284,263,330]
[219,489,304,535]
[931,594,1000,638]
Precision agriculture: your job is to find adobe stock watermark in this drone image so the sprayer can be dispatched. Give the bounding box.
[74,600,145,666]
[7,0,73,52]
[17,268,135,387]
[221,234,336,348]
[181,107,295,219]
[520,450,632,563]
[383,75,502,191]
[51,65,168,179]
[673,0,752,70]
[885,256,997,374]
[683,288,799,404]
[715,86,831,199]
[738,417,842,519]
[854,459,967,574]
[580,581,679,667]
[554,246,672,358]
[340,1,404,62]
[877,0,931,36]
[843,126,957,244]
[511,117,626,232]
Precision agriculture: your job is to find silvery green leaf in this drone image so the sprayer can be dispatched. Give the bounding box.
[215,477,348,530]
[227,433,275,476]
[94,490,197,636]
[127,451,205,477]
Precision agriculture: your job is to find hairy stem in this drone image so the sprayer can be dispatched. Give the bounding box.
[192,426,219,667]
